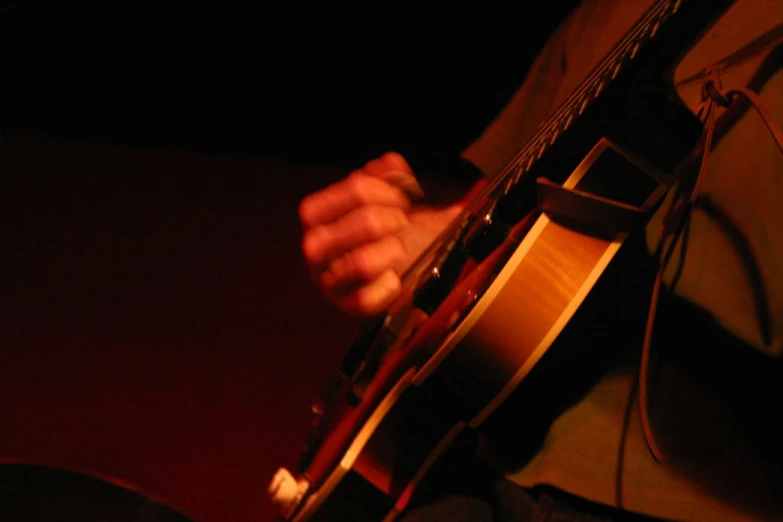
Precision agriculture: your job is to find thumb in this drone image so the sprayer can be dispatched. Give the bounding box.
[374,169,425,201]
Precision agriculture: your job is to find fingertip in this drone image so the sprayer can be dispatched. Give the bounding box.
[300,226,329,269]
[342,269,401,317]
[298,194,316,227]
[381,151,413,173]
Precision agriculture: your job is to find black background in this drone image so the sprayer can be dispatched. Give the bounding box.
[1,2,581,164]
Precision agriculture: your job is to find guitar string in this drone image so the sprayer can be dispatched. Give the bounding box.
[500,0,673,182]
[469,0,671,200]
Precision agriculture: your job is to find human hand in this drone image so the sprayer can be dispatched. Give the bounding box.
[299,152,465,316]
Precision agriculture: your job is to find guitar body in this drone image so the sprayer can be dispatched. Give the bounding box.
[270,0,737,520]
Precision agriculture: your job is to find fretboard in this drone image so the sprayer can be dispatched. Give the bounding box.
[488,0,730,199]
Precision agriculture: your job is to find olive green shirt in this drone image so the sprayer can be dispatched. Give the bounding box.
[462,1,783,520]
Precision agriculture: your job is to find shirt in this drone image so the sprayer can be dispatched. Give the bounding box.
[462,1,783,519]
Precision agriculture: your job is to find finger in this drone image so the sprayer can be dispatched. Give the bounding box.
[375,170,424,200]
[364,152,424,200]
[368,151,414,175]
[320,234,408,293]
[302,205,409,271]
[334,268,402,317]
[299,172,411,228]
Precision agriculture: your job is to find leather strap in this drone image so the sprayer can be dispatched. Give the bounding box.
[639,47,783,463]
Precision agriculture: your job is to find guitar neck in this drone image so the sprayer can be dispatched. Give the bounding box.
[394,0,737,319]
[404,0,735,281]
[490,0,737,201]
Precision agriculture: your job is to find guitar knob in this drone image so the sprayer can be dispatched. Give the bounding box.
[268,468,308,514]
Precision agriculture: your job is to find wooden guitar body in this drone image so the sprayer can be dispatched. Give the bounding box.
[269,0,737,519]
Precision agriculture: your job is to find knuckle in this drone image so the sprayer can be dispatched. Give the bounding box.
[361,208,389,238]
[385,208,408,233]
[300,230,321,263]
[347,172,371,203]
[390,235,408,260]
[298,195,316,225]
[349,250,375,280]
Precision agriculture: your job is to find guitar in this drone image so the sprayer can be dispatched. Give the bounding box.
[270,0,736,520]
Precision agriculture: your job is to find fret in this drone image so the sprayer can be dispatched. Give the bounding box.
[499,154,532,196]
[510,163,525,185]
[611,59,623,79]
[537,140,547,159]
[593,78,605,97]
[630,41,641,60]
[563,113,574,131]
[578,96,590,115]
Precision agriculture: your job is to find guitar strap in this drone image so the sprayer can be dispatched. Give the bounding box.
[639,42,783,463]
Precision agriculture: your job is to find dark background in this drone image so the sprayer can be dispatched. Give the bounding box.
[0,3,578,521]
[1,2,580,162]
